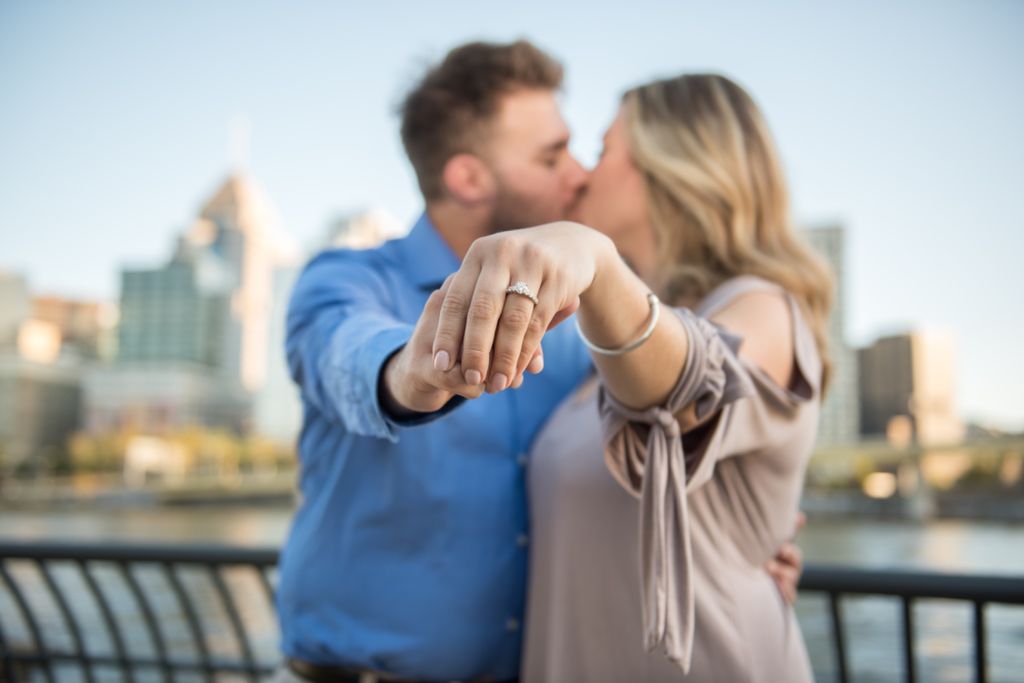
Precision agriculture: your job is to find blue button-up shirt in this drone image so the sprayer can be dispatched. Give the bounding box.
[278,213,591,680]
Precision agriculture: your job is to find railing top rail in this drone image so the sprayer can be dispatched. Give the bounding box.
[1,539,1022,604]
[0,539,279,566]
[802,563,1024,604]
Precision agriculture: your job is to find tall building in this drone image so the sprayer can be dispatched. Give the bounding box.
[118,258,231,369]
[802,225,860,446]
[0,354,81,470]
[0,271,30,348]
[858,330,964,447]
[0,274,86,470]
[189,174,294,390]
[85,173,295,436]
[32,295,116,361]
[82,363,250,434]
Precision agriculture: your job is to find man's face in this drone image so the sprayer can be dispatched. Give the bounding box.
[479,89,588,232]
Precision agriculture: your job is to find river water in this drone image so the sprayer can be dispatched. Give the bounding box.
[1,506,1022,682]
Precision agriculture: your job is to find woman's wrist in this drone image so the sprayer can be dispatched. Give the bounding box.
[580,230,630,308]
[581,228,620,299]
[575,228,655,353]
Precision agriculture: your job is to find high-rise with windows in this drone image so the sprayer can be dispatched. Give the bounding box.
[802,225,860,446]
[85,174,294,434]
[859,330,964,447]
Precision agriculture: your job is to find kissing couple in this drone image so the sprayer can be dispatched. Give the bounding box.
[278,39,828,683]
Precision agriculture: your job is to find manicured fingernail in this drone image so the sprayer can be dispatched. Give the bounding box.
[528,354,544,374]
[433,350,449,371]
[466,369,482,385]
[492,373,508,392]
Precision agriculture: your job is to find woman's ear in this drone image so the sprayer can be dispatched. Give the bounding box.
[442,153,496,205]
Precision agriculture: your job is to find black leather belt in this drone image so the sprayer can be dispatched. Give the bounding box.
[287,657,365,683]
[286,657,517,683]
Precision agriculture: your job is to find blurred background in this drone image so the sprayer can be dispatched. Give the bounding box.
[1,1,1022,681]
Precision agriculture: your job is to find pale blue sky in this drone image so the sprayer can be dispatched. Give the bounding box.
[1,1,1022,429]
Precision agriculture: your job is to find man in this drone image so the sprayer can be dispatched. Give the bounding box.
[278,40,802,683]
[278,41,590,683]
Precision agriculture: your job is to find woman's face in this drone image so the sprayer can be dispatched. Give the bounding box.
[570,107,656,274]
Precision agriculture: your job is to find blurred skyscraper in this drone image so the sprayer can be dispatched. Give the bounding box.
[859,331,964,447]
[0,272,86,470]
[85,174,296,435]
[32,296,116,361]
[0,272,31,347]
[802,225,860,446]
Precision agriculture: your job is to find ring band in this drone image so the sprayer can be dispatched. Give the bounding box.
[506,280,539,306]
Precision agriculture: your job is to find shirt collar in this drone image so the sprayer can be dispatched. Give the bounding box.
[398,212,462,290]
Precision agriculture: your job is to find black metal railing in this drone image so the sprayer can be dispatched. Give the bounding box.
[0,540,279,682]
[800,564,1024,683]
[1,539,1022,682]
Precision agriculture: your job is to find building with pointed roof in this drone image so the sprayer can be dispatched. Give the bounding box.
[85,173,295,436]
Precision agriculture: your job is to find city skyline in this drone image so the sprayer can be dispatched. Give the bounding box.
[2,1,1022,430]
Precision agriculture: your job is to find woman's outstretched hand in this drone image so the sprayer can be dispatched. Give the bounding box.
[381,276,485,415]
[431,222,615,393]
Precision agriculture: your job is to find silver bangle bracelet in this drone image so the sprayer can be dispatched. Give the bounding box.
[575,292,661,356]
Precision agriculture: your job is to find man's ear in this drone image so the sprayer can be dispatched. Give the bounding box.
[442,153,496,205]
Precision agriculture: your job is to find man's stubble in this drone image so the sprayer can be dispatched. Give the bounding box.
[487,177,582,235]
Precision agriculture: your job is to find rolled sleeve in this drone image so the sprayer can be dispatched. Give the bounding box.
[322,322,413,442]
[596,307,754,674]
[287,250,462,442]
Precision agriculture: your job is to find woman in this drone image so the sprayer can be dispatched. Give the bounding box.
[430,74,832,681]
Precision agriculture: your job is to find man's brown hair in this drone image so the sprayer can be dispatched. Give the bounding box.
[400,40,564,201]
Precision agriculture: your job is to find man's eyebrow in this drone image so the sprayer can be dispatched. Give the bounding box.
[538,135,570,155]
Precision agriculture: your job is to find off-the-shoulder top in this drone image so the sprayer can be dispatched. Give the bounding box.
[522,275,821,682]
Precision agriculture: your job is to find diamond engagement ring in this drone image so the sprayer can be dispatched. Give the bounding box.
[506,280,539,306]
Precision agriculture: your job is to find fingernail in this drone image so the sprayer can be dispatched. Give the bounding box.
[492,373,508,391]
[529,354,545,374]
[433,350,450,371]
[466,369,482,385]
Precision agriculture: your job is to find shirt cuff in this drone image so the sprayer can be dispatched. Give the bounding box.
[361,326,466,442]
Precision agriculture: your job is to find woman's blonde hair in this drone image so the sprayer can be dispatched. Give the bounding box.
[623,73,834,391]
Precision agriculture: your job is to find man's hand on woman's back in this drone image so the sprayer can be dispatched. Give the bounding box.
[765,512,807,605]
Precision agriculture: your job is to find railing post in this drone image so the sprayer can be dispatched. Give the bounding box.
[117,562,173,683]
[0,561,55,683]
[208,564,260,681]
[974,601,987,683]
[162,564,215,682]
[37,561,96,683]
[78,560,135,683]
[901,597,916,683]
[828,592,849,683]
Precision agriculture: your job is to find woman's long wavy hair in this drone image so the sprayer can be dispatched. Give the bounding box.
[623,74,834,391]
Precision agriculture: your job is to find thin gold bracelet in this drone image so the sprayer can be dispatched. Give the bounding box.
[575,292,661,356]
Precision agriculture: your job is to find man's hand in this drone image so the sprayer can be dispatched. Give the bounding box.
[380,278,545,417]
[381,284,484,416]
[765,512,806,605]
[431,222,608,394]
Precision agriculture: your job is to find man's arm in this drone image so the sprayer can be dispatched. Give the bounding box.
[286,252,482,441]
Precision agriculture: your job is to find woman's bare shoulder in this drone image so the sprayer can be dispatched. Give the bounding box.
[708,289,794,389]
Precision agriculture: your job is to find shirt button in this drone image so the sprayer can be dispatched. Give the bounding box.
[506,617,520,632]
[516,534,529,547]
[516,453,528,467]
